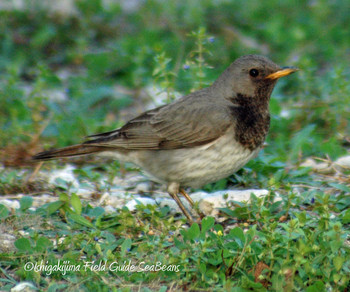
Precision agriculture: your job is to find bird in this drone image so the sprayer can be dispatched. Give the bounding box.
[32,54,298,224]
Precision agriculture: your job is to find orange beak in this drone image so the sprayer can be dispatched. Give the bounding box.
[265,67,299,80]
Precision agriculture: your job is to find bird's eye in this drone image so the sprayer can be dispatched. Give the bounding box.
[249,69,259,77]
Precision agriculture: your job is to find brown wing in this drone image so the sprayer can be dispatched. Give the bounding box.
[84,92,233,150]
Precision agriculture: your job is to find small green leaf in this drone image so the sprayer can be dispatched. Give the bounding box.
[15,238,32,252]
[68,213,94,228]
[20,196,33,210]
[0,204,9,218]
[35,236,53,252]
[46,201,65,215]
[201,216,215,233]
[333,256,344,271]
[228,227,245,248]
[306,281,325,292]
[230,288,251,292]
[199,262,206,274]
[70,193,82,215]
[121,238,132,256]
[328,183,350,193]
[54,178,70,190]
[295,211,307,225]
[87,206,105,218]
[241,275,264,289]
[58,192,70,202]
[47,283,68,292]
[341,209,350,224]
[32,25,56,47]
[158,286,168,292]
[214,224,224,233]
[187,223,200,241]
[219,207,236,217]
[174,237,187,250]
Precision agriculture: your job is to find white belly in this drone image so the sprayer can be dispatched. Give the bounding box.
[133,130,260,188]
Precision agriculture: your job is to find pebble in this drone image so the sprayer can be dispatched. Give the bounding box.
[300,158,331,173]
[30,194,56,207]
[104,205,117,214]
[10,282,37,292]
[135,182,151,193]
[125,197,157,211]
[48,165,80,188]
[99,193,127,208]
[335,155,350,170]
[197,189,270,217]
[301,155,350,174]
[0,233,16,252]
[157,189,272,217]
[0,199,20,210]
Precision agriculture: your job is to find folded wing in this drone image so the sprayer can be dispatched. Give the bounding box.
[84,93,233,150]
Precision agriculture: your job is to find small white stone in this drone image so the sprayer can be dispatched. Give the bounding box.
[135,182,151,193]
[10,282,37,292]
[76,189,94,199]
[157,189,273,217]
[300,158,319,168]
[104,205,117,214]
[49,165,79,188]
[30,194,56,207]
[300,158,331,173]
[0,233,16,252]
[99,193,126,208]
[197,189,270,217]
[99,193,111,202]
[18,230,30,237]
[108,190,129,198]
[335,155,350,170]
[125,198,156,211]
[159,198,182,213]
[0,199,20,210]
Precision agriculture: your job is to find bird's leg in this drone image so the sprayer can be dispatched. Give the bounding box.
[179,188,194,206]
[180,188,206,219]
[168,183,194,224]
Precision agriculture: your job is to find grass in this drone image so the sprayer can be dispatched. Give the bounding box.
[0,0,349,290]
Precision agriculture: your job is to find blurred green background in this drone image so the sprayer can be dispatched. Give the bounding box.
[0,0,349,164]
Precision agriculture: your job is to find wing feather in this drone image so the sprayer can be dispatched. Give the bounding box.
[84,90,233,150]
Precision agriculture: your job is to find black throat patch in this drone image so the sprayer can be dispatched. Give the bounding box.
[230,93,271,151]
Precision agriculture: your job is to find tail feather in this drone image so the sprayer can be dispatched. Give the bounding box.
[32,144,113,160]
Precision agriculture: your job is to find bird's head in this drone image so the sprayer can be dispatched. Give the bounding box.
[214,54,298,103]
